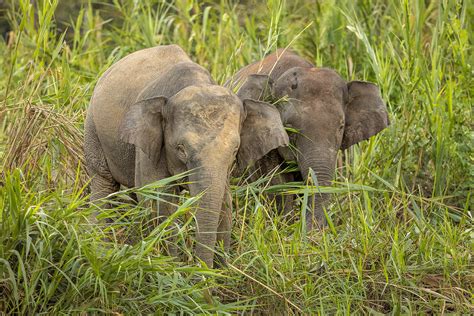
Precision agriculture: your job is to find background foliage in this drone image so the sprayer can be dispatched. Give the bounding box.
[0,0,472,314]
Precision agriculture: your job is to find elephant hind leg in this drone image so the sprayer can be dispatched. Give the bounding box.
[88,173,119,227]
[84,113,120,205]
[89,173,120,203]
[85,127,119,225]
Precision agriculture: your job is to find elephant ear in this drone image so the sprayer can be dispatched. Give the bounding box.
[120,96,167,165]
[237,74,274,101]
[238,99,289,170]
[341,81,390,150]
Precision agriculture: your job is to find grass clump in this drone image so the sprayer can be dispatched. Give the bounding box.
[0,170,243,314]
[1,0,472,314]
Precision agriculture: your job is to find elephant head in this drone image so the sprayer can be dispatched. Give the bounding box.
[119,84,288,266]
[237,68,389,230]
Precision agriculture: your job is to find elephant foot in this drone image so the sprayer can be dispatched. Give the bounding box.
[214,248,229,269]
[166,241,178,258]
[305,211,328,231]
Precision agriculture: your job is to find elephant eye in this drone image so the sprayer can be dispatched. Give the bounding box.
[339,122,345,131]
[177,144,187,159]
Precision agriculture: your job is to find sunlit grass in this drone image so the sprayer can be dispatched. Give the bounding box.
[1,0,472,314]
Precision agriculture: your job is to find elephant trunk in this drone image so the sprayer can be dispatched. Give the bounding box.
[188,168,227,268]
[298,149,336,230]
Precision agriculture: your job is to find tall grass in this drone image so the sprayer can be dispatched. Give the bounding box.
[1,0,472,314]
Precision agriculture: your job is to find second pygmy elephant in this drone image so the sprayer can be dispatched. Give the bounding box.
[84,45,288,267]
[226,49,390,230]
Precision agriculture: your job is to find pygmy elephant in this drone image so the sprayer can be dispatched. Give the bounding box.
[226,49,390,230]
[84,45,288,267]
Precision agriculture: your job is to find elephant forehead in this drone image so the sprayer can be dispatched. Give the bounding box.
[174,84,236,101]
[174,102,240,130]
[299,78,346,102]
[303,100,344,119]
[190,104,228,128]
[169,86,243,129]
[181,116,240,146]
[288,68,344,86]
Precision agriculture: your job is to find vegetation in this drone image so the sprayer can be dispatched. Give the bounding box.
[1,0,472,314]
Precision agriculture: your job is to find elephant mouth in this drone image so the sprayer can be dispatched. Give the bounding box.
[177,183,190,196]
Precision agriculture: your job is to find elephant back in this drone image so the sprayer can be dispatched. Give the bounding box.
[225,49,313,91]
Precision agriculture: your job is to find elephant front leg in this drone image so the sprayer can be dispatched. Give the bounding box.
[90,173,120,203]
[135,149,178,257]
[154,188,179,258]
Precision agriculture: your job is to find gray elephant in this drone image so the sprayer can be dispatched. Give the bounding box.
[84,45,288,267]
[226,49,389,230]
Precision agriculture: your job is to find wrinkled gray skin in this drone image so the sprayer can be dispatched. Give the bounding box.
[226,49,390,230]
[85,45,288,267]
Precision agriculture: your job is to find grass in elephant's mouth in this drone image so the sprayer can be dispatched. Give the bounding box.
[0,0,472,314]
